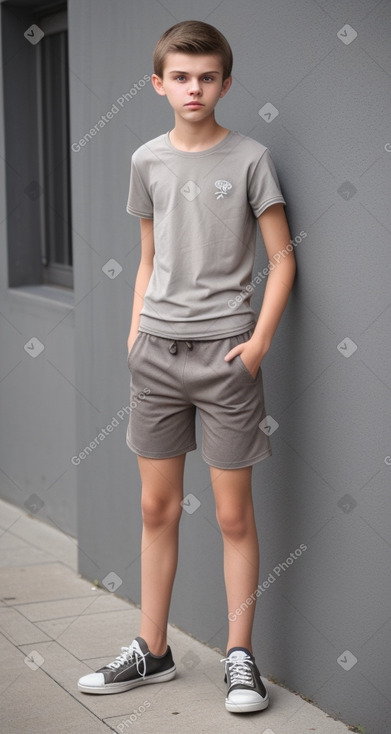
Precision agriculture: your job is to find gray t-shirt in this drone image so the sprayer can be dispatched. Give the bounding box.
[126,130,286,339]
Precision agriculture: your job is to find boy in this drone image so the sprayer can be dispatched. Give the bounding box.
[78,20,296,713]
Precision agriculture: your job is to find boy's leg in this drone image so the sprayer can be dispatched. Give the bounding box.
[211,465,269,713]
[210,465,259,653]
[138,454,185,655]
[77,453,183,694]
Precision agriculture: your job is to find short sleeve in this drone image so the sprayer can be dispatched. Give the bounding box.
[126,155,153,219]
[248,148,286,218]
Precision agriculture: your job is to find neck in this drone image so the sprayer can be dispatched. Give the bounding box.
[169,114,229,152]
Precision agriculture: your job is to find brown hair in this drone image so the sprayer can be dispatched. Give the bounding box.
[153,20,233,80]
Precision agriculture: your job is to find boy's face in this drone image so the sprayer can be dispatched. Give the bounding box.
[152,53,232,121]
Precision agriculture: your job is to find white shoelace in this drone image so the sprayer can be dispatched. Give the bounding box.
[220,654,254,685]
[107,640,147,678]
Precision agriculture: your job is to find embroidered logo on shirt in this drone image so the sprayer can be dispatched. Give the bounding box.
[214,180,232,199]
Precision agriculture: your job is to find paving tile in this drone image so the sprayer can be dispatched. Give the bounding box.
[0,563,100,605]
[4,514,78,570]
[1,635,112,733]
[20,639,94,692]
[0,500,24,530]
[49,608,141,661]
[0,545,58,567]
[34,615,88,642]
[13,589,131,622]
[3,660,113,733]
[0,629,32,692]
[0,607,51,645]
[105,688,264,734]
[0,532,32,550]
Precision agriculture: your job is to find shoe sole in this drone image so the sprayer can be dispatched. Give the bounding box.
[225,695,269,713]
[78,664,176,694]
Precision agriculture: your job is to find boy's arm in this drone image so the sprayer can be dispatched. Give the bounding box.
[224,203,296,376]
[127,218,154,353]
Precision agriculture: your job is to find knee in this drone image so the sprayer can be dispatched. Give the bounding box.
[141,490,182,528]
[216,507,248,541]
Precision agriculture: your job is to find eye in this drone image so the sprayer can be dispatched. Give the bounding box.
[203,76,214,82]
[174,75,186,82]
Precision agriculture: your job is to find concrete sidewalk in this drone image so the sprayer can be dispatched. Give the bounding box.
[0,498,354,734]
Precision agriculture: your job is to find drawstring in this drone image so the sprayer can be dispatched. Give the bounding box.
[168,340,193,355]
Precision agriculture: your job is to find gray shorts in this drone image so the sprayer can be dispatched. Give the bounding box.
[126,330,272,469]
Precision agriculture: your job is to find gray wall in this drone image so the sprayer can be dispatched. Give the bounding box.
[0,0,77,535]
[1,1,391,731]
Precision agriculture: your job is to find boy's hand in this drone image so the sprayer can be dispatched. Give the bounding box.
[127,333,138,355]
[224,337,268,378]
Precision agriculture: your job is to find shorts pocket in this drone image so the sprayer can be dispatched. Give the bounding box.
[230,330,260,382]
[236,354,259,382]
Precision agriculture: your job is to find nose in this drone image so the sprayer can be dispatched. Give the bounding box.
[188,78,201,95]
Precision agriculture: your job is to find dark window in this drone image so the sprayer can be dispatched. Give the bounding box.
[38,17,73,287]
[37,12,73,287]
[2,2,73,290]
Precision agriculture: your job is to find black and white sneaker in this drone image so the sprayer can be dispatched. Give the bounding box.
[221,647,269,713]
[78,636,176,694]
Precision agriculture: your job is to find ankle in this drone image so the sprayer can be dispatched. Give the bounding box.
[139,634,167,657]
[226,643,253,655]
[147,643,168,656]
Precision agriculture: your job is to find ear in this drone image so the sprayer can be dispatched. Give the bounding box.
[151,74,167,96]
[219,75,232,98]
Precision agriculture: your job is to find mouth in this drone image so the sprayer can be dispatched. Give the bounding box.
[185,102,204,108]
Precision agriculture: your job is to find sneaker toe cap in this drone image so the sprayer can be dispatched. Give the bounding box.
[78,672,105,688]
[228,688,265,706]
